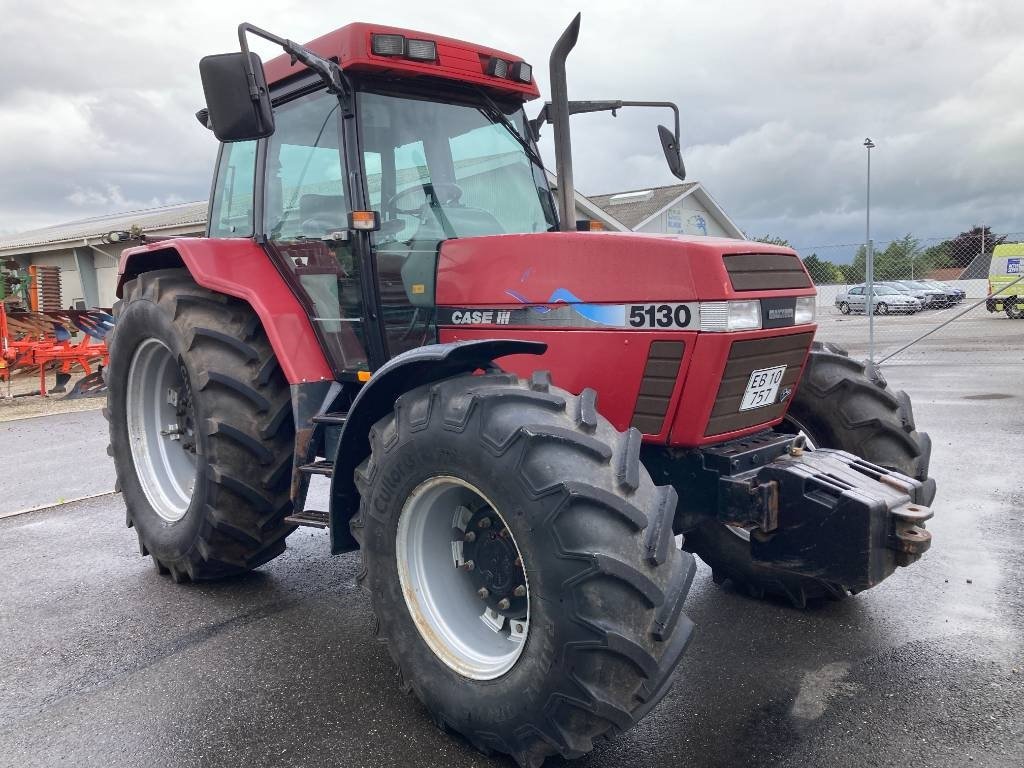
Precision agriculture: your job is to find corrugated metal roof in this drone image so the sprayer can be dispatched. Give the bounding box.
[0,200,208,254]
[588,183,698,229]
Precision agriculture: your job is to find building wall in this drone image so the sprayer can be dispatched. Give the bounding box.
[635,195,731,237]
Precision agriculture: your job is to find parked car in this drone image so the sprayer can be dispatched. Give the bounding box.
[835,285,922,314]
[893,280,949,307]
[921,279,964,303]
[880,281,930,305]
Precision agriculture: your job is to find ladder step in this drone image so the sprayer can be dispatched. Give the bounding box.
[312,411,348,426]
[284,510,330,529]
[299,460,334,478]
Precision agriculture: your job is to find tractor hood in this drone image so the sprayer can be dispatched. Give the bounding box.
[435,231,813,309]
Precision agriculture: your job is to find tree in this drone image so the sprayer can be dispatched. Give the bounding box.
[938,226,1007,269]
[752,235,792,247]
[802,253,846,284]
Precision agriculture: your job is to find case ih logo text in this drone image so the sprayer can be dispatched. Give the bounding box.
[768,308,794,320]
[450,310,512,325]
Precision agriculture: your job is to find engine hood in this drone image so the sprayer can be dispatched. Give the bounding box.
[435,231,811,307]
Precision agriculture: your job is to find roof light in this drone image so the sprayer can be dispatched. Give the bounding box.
[348,210,381,231]
[371,34,405,56]
[510,61,532,83]
[486,57,509,78]
[406,38,437,61]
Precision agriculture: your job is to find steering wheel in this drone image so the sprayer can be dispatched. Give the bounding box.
[387,182,463,215]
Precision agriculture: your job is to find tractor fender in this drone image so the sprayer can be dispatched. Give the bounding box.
[328,339,545,553]
[116,239,333,384]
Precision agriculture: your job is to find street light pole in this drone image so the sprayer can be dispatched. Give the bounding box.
[864,138,875,363]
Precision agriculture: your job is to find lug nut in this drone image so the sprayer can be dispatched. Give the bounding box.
[497,598,510,611]
[461,560,475,572]
[513,585,526,598]
[498,529,509,539]
[477,587,489,599]
[463,531,476,543]
[477,517,492,529]
[514,556,522,567]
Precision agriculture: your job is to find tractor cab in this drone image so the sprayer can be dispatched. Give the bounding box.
[202,24,561,378]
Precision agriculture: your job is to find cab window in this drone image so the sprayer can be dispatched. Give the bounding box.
[265,90,367,372]
[209,140,257,237]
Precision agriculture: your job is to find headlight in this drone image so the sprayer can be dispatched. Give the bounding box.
[727,300,761,331]
[699,300,762,331]
[794,296,816,324]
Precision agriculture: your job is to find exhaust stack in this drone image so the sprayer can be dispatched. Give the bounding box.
[549,13,581,232]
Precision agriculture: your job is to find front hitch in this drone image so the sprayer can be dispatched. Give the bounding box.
[662,432,934,592]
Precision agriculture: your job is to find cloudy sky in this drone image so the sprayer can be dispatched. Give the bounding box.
[1,0,1022,251]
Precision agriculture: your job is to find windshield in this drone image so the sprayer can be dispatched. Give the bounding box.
[357,89,557,244]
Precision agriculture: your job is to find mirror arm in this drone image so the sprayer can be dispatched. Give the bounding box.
[532,98,684,181]
[237,22,353,113]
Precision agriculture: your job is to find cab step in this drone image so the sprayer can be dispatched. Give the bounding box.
[312,411,348,426]
[283,509,330,529]
[299,460,334,478]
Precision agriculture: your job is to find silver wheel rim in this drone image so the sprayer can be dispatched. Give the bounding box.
[396,476,529,680]
[126,339,197,523]
[726,416,820,543]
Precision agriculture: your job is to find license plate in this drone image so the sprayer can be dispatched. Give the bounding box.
[739,365,787,411]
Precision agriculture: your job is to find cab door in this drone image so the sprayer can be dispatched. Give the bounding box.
[260,88,373,376]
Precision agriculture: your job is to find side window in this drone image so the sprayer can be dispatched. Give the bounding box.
[849,287,863,295]
[209,140,257,237]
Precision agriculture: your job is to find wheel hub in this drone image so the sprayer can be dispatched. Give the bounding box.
[396,477,530,680]
[462,508,527,620]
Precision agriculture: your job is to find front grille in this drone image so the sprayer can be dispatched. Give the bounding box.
[704,331,814,436]
[724,253,812,291]
[631,341,685,434]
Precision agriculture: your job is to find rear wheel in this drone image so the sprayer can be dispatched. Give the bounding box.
[838,302,850,314]
[684,341,932,608]
[107,269,295,581]
[352,371,696,766]
[1006,299,1023,319]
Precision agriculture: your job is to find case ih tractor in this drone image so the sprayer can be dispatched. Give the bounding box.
[106,16,936,766]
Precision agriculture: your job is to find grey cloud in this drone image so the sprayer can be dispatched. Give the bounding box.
[0,0,1021,249]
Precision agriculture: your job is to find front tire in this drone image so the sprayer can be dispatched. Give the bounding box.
[352,371,696,766]
[876,302,889,315]
[684,341,932,607]
[107,269,296,582]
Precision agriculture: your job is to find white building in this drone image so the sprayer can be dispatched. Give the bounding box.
[588,183,744,238]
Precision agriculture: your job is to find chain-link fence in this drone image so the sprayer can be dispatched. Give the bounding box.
[793,228,1024,363]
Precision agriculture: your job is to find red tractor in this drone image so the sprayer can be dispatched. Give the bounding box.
[106,16,935,767]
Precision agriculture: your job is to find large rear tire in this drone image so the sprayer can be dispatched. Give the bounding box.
[684,341,933,607]
[107,269,295,582]
[352,370,696,766]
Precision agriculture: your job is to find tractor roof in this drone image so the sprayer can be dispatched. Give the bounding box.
[263,22,540,101]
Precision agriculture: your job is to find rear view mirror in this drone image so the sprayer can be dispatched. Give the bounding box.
[658,124,686,181]
[199,52,274,142]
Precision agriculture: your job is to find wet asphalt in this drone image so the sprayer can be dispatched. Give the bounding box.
[1,321,1022,768]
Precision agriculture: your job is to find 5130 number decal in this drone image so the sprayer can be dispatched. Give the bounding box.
[627,303,698,329]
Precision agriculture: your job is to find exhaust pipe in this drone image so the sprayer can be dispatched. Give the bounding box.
[549,13,581,232]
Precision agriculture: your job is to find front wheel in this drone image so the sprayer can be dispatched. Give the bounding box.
[684,341,932,607]
[876,302,889,315]
[352,371,696,766]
